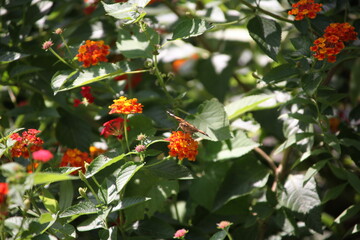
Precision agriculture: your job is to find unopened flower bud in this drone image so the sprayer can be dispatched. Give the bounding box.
[54,28,63,35]
[78,187,87,198]
[137,133,147,141]
[42,40,54,50]
[23,198,31,211]
[135,145,146,153]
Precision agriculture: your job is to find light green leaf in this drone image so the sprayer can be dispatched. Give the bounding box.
[77,209,110,231]
[112,196,150,211]
[60,200,98,218]
[39,213,54,224]
[225,94,274,120]
[188,98,231,141]
[51,61,142,93]
[115,162,144,193]
[171,18,214,40]
[279,174,320,214]
[85,153,132,178]
[32,173,78,185]
[102,1,147,24]
[0,51,29,64]
[210,230,227,240]
[39,189,59,214]
[247,16,281,61]
[117,25,159,58]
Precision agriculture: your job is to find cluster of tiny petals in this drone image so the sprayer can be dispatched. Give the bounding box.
[32,149,54,162]
[60,149,93,174]
[10,129,44,158]
[109,96,143,115]
[217,221,232,229]
[76,40,110,68]
[167,131,198,161]
[42,40,54,50]
[74,86,95,107]
[100,118,129,139]
[288,0,322,20]
[310,22,358,62]
[173,229,188,239]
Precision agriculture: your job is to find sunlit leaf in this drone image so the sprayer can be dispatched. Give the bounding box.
[171,18,214,40]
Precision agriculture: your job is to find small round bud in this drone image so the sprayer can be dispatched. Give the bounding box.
[78,187,87,198]
[137,133,147,141]
[42,40,54,50]
[23,198,31,211]
[144,59,153,68]
[135,145,146,153]
[54,28,63,35]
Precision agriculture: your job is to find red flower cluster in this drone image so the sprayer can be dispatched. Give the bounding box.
[74,86,95,107]
[10,129,44,158]
[60,149,93,174]
[310,23,358,62]
[167,131,198,161]
[83,0,100,15]
[288,0,322,21]
[100,118,129,139]
[76,40,110,68]
[109,96,143,115]
[0,183,8,218]
[114,73,143,90]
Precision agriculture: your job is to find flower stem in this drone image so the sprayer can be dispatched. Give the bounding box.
[239,0,293,23]
[48,47,77,70]
[123,115,131,152]
[153,54,173,102]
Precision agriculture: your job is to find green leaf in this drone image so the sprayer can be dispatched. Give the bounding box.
[303,159,328,186]
[273,134,296,155]
[77,209,110,231]
[328,163,347,180]
[60,200,98,218]
[188,98,232,141]
[334,204,360,225]
[202,131,259,161]
[262,64,299,83]
[115,162,144,193]
[301,73,323,96]
[32,173,78,185]
[117,25,159,58]
[247,16,281,61]
[58,181,73,211]
[171,18,214,40]
[39,213,54,224]
[112,196,150,211]
[39,189,59,214]
[324,132,341,153]
[225,94,274,120]
[209,230,227,240]
[85,153,129,178]
[127,114,157,144]
[288,112,317,124]
[214,154,269,209]
[49,222,77,239]
[346,172,360,194]
[279,174,320,214]
[102,1,148,24]
[322,183,347,204]
[51,61,142,93]
[145,159,193,179]
[0,51,29,64]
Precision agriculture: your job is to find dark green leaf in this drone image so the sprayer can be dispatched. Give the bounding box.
[301,73,323,96]
[262,64,299,83]
[59,181,73,212]
[112,196,150,211]
[145,159,193,179]
[322,183,347,203]
[334,204,360,225]
[303,159,328,186]
[324,132,341,153]
[210,230,227,240]
[247,16,281,61]
[0,51,29,63]
[346,172,360,194]
[171,18,214,40]
[77,209,110,232]
[115,162,144,193]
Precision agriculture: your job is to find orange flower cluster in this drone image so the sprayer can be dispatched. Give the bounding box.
[76,40,110,68]
[167,131,198,161]
[288,0,322,20]
[10,129,44,158]
[60,149,93,174]
[310,23,358,62]
[108,96,143,115]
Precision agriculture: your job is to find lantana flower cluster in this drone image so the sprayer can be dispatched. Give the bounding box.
[10,129,44,158]
[100,118,129,139]
[167,131,199,161]
[288,0,322,21]
[76,40,110,68]
[108,96,143,115]
[60,149,93,174]
[74,86,95,107]
[310,23,358,62]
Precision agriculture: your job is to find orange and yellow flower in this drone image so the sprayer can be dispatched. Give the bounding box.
[167,131,198,161]
[288,0,322,21]
[310,22,357,63]
[89,146,106,159]
[10,129,44,159]
[76,40,110,68]
[60,149,93,174]
[108,96,143,115]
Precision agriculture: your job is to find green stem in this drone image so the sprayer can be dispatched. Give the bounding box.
[91,176,107,204]
[225,230,233,240]
[123,115,131,152]
[48,47,77,70]
[239,0,293,23]
[59,34,73,59]
[153,54,173,102]
[79,175,102,204]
